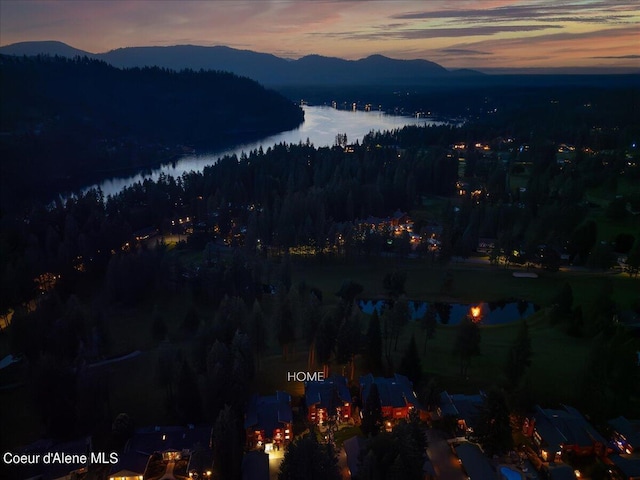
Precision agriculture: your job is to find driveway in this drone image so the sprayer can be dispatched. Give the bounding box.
[426,429,467,480]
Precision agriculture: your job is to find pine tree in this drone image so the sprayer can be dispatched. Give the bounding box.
[399,334,422,386]
[279,433,340,480]
[361,383,383,437]
[366,310,383,372]
[478,388,512,456]
[421,305,437,354]
[212,406,243,480]
[453,317,481,377]
[504,320,532,388]
[175,359,203,423]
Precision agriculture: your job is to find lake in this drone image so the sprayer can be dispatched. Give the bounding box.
[93,105,446,197]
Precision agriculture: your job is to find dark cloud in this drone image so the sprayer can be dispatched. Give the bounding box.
[393,2,638,24]
[439,48,492,56]
[311,24,562,41]
[513,25,639,42]
[377,24,562,40]
[592,54,640,59]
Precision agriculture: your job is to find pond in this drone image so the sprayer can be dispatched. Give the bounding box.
[357,299,539,325]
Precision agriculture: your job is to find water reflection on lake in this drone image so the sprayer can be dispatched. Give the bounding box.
[94,105,446,197]
[357,299,538,325]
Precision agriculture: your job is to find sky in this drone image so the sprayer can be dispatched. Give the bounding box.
[1,0,638,71]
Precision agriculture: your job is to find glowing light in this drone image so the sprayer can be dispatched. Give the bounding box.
[470,306,482,320]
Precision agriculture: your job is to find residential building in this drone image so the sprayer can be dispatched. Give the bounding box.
[244,391,293,449]
[360,373,420,422]
[527,405,607,461]
[439,390,485,438]
[455,442,495,479]
[609,416,640,454]
[305,375,352,424]
[608,454,640,480]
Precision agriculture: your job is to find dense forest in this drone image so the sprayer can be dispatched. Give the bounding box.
[0,54,304,203]
[2,113,639,315]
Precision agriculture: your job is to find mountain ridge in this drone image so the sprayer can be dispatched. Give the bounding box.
[0,40,482,86]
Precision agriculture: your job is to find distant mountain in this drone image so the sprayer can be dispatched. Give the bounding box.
[0,41,481,86]
[101,45,290,83]
[0,40,95,59]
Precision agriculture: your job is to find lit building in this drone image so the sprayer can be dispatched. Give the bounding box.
[526,405,608,462]
[609,416,640,454]
[305,375,352,424]
[244,391,293,449]
[455,443,495,479]
[607,454,640,480]
[439,390,485,438]
[120,425,213,480]
[360,374,421,421]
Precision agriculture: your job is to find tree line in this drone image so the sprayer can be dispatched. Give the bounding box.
[0,54,304,203]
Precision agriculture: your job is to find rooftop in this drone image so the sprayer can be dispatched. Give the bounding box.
[360,373,420,409]
[305,375,351,410]
[244,391,293,433]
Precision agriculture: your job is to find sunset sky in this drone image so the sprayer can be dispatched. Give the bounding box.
[1,0,638,71]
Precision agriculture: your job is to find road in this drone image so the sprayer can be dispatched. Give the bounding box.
[426,429,467,480]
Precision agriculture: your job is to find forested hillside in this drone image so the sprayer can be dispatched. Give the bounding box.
[0,54,304,203]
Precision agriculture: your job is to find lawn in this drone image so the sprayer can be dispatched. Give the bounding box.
[292,259,638,310]
[405,312,594,403]
[333,426,363,448]
[584,178,640,243]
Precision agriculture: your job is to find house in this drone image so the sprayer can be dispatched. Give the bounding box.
[108,451,149,480]
[390,209,411,228]
[439,390,485,438]
[124,425,213,479]
[305,375,352,424]
[357,211,414,236]
[455,442,495,480]
[477,237,497,254]
[608,454,640,480]
[359,374,420,422]
[359,215,387,234]
[527,405,607,461]
[108,468,145,480]
[422,224,443,251]
[609,417,640,454]
[132,226,159,242]
[244,391,293,449]
[125,425,213,456]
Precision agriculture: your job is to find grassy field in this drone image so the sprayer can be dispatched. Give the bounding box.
[292,259,639,310]
[408,313,593,402]
[249,307,596,408]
